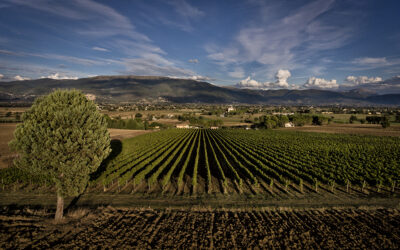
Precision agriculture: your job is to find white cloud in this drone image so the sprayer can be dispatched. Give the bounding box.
[236,69,299,89]
[275,69,291,88]
[228,67,245,78]
[14,75,30,81]
[0,49,16,55]
[303,77,338,89]
[92,46,109,52]
[7,1,200,80]
[188,59,199,63]
[169,0,204,19]
[345,76,382,85]
[40,73,78,80]
[206,0,359,79]
[122,53,194,77]
[353,57,387,65]
[187,75,211,81]
[11,0,148,41]
[149,0,204,32]
[237,76,264,88]
[167,75,211,81]
[0,73,3,79]
[347,57,400,71]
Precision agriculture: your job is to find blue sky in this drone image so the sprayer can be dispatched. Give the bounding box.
[0,0,400,89]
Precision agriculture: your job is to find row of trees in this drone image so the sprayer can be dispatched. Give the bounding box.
[254,114,330,129]
[104,115,146,130]
[177,113,223,127]
[104,115,169,130]
[366,116,391,128]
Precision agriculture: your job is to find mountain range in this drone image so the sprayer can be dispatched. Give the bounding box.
[1,75,400,105]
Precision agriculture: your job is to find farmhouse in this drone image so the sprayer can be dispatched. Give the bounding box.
[210,126,219,130]
[227,105,235,112]
[176,123,189,129]
[284,122,295,128]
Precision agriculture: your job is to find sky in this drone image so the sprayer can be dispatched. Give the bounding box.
[0,0,400,90]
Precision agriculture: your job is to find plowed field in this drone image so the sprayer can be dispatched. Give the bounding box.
[1,207,400,249]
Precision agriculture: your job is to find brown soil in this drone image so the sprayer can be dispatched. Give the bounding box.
[278,124,400,137]
[1,206,400,248]
[108,128,154,140]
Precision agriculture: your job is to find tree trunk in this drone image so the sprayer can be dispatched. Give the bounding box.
[55,194,64,221]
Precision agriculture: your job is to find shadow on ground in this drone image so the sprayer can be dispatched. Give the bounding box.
[66,139,122,212]
[90,139,122,181]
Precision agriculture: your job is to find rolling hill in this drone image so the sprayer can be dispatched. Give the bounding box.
[1,75,399,105]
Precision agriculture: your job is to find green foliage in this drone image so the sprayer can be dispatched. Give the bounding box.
[177,113,223,127]
[290,114,313,126]
[312,115,329,126]
[0,167,52,185]
[255,115,290,129]
[381,117,390,128]
[349,115,358,124]
[105,115,145,130]
[9,89,111,197]
[149,122,169,129]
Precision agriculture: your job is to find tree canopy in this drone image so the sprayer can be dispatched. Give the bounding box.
[10,90,111,219]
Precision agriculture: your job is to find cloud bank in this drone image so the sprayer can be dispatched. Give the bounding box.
[345,76,382,85]
[236,69,298,89]
[40,73,78,80]
[303,77,338,89]
[14,75,30,81]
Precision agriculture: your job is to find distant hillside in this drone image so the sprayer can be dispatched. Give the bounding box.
[1,75,399,105]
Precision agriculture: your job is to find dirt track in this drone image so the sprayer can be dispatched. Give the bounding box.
[1,207,400,248]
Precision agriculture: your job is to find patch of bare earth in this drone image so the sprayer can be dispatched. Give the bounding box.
[108,128,155,140]
[1,207,400,248]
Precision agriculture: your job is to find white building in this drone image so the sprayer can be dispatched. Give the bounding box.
[176,124,189,129]
[284,122,295,128]
[227,105,235,112]
[210,126,219,130]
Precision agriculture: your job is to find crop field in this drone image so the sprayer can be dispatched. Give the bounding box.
[1,207,400,248]
[90,129,400,196]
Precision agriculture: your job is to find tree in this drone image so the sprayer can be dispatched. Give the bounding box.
[381,117,390,128]
[9,90,111,220]
[349,115,358,124]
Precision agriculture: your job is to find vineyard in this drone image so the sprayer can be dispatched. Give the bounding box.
[92,129,400,196]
